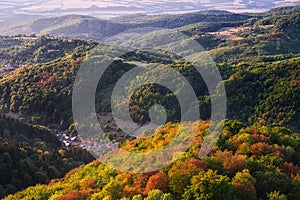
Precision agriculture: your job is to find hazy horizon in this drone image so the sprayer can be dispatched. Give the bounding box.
[1,0,300,22]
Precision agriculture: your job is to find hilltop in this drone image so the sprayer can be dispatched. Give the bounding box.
[0,11,251,40]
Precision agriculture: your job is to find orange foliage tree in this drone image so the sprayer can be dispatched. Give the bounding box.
[144,172,169,195]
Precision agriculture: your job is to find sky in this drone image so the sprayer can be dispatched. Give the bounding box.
[1,0,300,21]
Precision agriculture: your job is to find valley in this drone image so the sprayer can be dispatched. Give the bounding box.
[0,5,299,200]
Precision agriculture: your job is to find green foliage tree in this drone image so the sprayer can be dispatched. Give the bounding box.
[183,170,234,200]
[132,194,143,200]
[232,169,257,200]
[145,189,164,200]
[168,161,201,197]
[255,171,292,198]
[97,179,123,200]
[267,191,287,200]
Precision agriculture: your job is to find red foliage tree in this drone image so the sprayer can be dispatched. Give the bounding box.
[56,190,88,200]
[214,150,247,177]
[281,162,300,176]
[187,158,207,170]
[251,132,270,143]
[82,179,97,191]
[250,142,274,156]
[123,173,150,197]
[144,172,169,195]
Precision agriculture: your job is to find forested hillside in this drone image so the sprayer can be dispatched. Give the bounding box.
[1,37,299,131]
[0,114,59,148]
[0,11,251,41]
[0,35,91,72]
[0,6,300,199]
[0,37,97,198]
[0,115,94,198]
[223,56,300,131]
[0,37,97,128]
[5,120,300,200]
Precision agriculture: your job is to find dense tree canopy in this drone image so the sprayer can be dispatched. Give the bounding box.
[5,120,300,199]
[1,6,300,200]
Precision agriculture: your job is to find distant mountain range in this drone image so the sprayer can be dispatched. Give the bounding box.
[0,15,127,41]
[2,5,299,41]
[1,0,300,23]
[0,10,251,40]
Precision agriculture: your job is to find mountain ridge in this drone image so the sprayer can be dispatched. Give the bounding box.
[0,10,251,40]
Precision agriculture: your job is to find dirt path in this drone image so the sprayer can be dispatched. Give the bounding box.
[209,26,251,41]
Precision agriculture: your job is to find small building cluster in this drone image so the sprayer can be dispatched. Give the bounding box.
[0,63,26,74]
[56,131,118,151]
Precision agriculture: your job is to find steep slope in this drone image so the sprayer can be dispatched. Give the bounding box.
[254,6,300,38]
[0,35,92,75]
[5,120,300,200]
[0,114,59,148]
[0,115,94,198]
[224,56,300,131]
[0,34,299,132]
[0,36,98,128]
